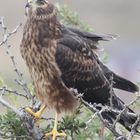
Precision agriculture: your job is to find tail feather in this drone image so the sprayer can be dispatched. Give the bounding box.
[100,61,139,93]
[82,85,140,133]
[113,74,139,93]
[101,110,139,132]
[103,95,139,133]
[87,93,140,133]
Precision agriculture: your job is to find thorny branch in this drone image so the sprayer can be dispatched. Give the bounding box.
[75,74,140,140]
[0,17,140,140]
[81,95,140,140]
[0,17,22,47]
[80,75,140,140]
[0,17,44,140]
[113,94,140,128]
[71,77,140,140]
[0,17,34,105]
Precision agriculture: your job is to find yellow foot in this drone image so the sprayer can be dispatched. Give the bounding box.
[25,105,46,119]
[44,129,66,140]
[25,105,46,126]
[25,107,41,119]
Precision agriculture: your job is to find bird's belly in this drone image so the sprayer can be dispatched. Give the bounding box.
[30,64,59,106]
[21,40,61,102]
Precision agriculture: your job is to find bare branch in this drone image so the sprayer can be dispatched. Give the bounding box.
[0,97,21,115]
[0,87,28,99]
[0,17,22,47]
[0,17,35,105]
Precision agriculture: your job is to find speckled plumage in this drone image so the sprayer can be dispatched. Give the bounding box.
[20,2,77,113]
[21,0,139,131]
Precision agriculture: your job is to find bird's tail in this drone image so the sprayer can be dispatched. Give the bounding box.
[82,84,140,133]
[101,95,140,133]
[99,61,139,93]
[113,74,139,93]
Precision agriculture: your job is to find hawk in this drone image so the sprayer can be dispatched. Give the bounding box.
[20,0,139,139]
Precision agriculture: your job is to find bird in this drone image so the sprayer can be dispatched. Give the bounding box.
[20,0,139,139]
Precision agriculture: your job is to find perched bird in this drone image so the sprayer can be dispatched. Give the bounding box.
[20,0,139,139]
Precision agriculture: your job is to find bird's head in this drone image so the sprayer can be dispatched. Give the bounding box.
[25,0,57,21]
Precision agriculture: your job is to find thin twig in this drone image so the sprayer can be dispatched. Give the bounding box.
[0,17,35,105]
[0,97,21,115]
[0,87,28,99]
[0,17,22,47]
[113,94,140,127]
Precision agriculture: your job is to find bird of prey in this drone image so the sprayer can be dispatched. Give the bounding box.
[20,0,139,139]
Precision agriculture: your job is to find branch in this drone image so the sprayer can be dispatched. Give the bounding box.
[0,17,35,105]
[0,17,45,140]
[82,99,127,139]
[0,87,28,99]
[0,96,44,140]
[0,17,22,47]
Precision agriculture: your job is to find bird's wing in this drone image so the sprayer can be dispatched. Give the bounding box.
[55,28,111,97]
[68,27,117,41]
[67,27,139,93]
[67,27,118,50]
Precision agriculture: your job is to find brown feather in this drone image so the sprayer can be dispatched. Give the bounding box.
[20,2,77,114]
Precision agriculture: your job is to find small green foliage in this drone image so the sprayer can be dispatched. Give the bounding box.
[105,130,114,140]
[56,3,93,32]
[59,105,86,135]
[0,106,114,140]
[0,110,31,140]
[57,105,114,140]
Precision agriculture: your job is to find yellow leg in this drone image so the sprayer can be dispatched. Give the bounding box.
[44,112,66,140]
[25,105,46,119]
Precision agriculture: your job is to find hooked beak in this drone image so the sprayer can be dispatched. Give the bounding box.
[25,2,30,16]
[25,0,33,8]
[25,3,30,9]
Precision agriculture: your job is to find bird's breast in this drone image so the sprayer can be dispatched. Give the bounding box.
[20,39,61,97]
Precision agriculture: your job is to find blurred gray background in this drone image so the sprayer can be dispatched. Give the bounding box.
[0,0,140,107]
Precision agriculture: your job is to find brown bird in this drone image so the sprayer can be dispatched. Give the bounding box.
[20,0,139,139]
[21,0,77,139]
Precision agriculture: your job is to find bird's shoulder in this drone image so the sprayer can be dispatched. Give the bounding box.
[57,26,97,60]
